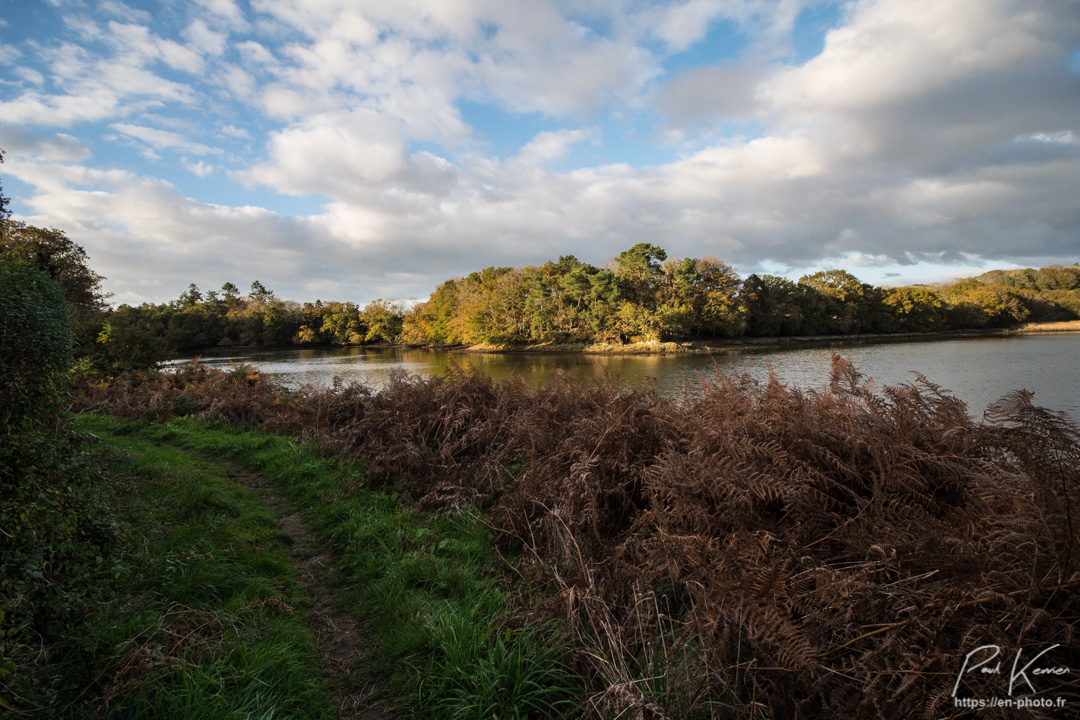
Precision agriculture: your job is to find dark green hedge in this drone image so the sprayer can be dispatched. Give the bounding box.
[1,257,108,702]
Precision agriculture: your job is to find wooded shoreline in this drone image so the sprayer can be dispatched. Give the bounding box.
[449,320,1080,354]
[187,319,1080,359]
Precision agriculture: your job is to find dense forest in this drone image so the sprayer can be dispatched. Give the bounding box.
[400,245,1080,345]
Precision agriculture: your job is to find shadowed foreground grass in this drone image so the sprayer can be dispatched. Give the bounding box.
[41,413,334,719]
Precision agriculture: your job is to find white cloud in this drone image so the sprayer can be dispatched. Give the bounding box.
[0,44,22,64]
[100,0,153,24]
[637,0,749,53]
[182,158,216,177]
[0,90,120,127]
[193,0,247,29]
[183,19,229,56]
[237,110,408,198]
[105,21,204,72]
[0,125,90,161]
[1025,131,1079,144]
[10,164,344,300]
[763,0,1073,113]
[111,123,220,155]
[514,129,592,165]
[657,64,766,125]
[247,0,656,120]
[218,63,257,100]
[15,67,46,85]
[236,40,278,70]
[478,34,655,117]
[0,28,198,127]
[157,38,205,73]
[218,124,250,140]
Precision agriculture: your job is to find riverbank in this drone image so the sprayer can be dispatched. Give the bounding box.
[452,320,1080,355]
[171,320,1080,361]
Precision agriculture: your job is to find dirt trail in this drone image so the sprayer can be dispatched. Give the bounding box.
[228,469,396,720]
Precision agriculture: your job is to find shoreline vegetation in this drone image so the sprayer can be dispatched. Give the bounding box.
[177,319,1080,362]
[445,319,1080,355]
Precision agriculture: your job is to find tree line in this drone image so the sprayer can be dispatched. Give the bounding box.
[400,243,1079,345]
[0,216,403,370]
[94,279,405,369]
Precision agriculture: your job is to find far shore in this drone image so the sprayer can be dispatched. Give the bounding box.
[446,320,1080,356]
[173,320,1080,361]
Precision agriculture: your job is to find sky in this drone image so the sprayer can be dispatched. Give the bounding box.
[1,0,1079,307]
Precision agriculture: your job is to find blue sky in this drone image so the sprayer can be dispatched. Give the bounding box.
[1,0,1078,306]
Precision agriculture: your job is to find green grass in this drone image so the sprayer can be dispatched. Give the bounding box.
[73,413,582,719]
[45,413,335,720]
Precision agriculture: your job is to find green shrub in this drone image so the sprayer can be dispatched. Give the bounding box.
[0,257,107,706]
[0,257,72,422]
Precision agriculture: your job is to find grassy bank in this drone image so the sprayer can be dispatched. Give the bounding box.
[63,413,580,720]
[1013,319,1080,333]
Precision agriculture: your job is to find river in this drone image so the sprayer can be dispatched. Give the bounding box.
[172,333,1080,420]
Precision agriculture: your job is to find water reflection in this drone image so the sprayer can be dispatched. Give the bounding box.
[175,333,1080,419]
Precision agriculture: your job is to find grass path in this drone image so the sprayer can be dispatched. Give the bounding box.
[218,465,393,720]
[74,413,581,720]
[76,413,398,719]
[68,414,336,719]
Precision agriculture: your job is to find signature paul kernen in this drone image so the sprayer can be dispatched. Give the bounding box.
[953,644,1071,698]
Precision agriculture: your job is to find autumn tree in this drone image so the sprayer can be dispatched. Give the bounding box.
[261,298,300,346]
[401,279,462,344]
[319,301,364,344]
[881,286,944,332]
[221,281,240,301]
[95,304,171,369]
[664,256,746,337]
[0,217,111,364]
[941,279,1031,328]
[739,274,807,336]
[250,280,273,300]
[0,222,108,317]
[360,299,404,343]
[177,283,203,309]
[798,269,880,334]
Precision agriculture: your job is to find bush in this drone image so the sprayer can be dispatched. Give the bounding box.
[0,257,72,422]
[0,257,107,706]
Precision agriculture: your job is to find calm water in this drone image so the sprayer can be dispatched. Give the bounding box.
[172,334,1080,419]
